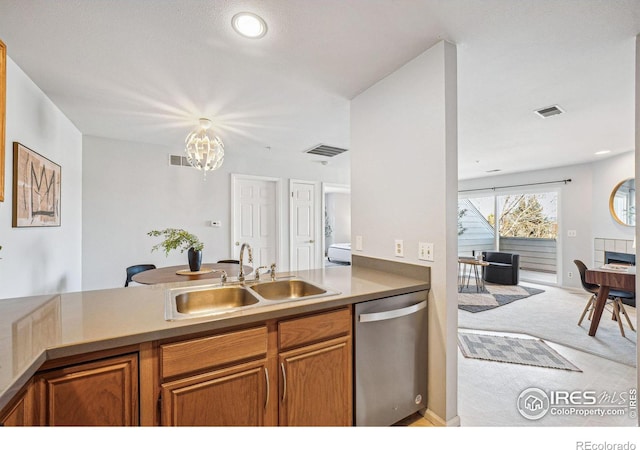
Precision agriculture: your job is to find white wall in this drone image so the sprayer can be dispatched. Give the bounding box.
[591,151,635,240]
[458,151,634,289]
[351,41,458,424]
[82,135,349,290]
[0,57,82,300]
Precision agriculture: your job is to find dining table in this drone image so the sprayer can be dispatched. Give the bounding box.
[584,266,636,336]
[131,263,253,285]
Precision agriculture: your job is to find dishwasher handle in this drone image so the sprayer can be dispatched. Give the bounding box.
[358,300,427,323]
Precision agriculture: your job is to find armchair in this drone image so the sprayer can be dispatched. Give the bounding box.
[481,252,520,285]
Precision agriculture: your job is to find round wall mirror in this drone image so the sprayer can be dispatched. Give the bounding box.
[609,178,635,226]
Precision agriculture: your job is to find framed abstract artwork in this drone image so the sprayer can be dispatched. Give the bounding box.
[12,142,61,227]
[0,39,6,202]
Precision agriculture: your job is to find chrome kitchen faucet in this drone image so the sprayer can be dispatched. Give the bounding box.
[238,243,253,282]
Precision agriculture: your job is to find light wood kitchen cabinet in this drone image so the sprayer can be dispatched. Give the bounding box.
[34,353,139,426]
[161,358,270,426]
[158,325,275,426]
[156,307,352,427]
[0,380,35,426]
[277,307,352,426]
[1,306,353,427]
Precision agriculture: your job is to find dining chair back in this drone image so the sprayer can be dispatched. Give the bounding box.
[125,264,157,287]
[574,259,635,337]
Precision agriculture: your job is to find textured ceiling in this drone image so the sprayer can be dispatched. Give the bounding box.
[0,0,639,178]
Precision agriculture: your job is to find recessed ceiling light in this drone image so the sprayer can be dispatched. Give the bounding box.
[232,12,267,39]
[595,150,611,155]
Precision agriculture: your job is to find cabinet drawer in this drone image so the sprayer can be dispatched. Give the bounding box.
[161,326,268,379]
[278,307,351,351]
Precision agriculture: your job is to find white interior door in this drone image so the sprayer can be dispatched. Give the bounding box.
[231,175,280,268]
[290,180,321,271]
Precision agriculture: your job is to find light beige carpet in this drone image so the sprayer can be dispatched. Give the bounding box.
[458,283,637,367]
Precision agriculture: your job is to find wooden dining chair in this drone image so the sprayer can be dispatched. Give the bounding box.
[574,260,635,337]
[125,264,156,287]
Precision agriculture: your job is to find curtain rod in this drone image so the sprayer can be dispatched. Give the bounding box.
[458,178,572,194]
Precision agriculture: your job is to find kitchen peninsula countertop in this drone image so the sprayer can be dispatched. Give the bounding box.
[0,264,430,411]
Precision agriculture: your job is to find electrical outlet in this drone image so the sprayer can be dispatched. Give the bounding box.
[568,271,573,279]
[567,230,577,237]
[395,239,404,257]
[209,220,222,227]
[419,242,434,262]
[355,236,363,251]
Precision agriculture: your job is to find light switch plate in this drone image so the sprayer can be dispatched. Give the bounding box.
[355,235,363,251]
[419,242,434,261]
[395,239,404,257]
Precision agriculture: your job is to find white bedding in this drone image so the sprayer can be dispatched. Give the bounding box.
[327,243,351,263]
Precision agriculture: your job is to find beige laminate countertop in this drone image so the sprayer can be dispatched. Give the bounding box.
[0,265,429,411]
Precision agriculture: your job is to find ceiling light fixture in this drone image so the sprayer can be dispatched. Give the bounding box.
[232,12,267,39]
[184,118,224,178]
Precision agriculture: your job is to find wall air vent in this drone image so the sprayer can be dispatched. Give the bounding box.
[169,154,191,167]
[535,105,564,118]
[305,144,348,158]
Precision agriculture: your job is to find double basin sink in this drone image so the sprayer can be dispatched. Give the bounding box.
[165,278,340,321]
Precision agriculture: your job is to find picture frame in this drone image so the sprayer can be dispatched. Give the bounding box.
[12,142,62,227]
[0,39,6,202]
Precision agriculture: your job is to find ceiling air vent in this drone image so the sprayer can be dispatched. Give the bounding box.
[305,144,348,158]
[535,105,564,118]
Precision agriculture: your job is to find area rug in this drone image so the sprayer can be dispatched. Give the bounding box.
[458,282,545,313]
[458,332,582,372]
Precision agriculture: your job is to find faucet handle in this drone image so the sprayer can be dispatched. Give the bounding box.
[214,270,228,284]
[270,263,277,281]
[254,266,268,281]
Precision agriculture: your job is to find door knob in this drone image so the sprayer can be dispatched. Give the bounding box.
[235,242,240,246]
[309,240,315,243]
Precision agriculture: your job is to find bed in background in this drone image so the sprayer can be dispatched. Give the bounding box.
[327,243,351,264]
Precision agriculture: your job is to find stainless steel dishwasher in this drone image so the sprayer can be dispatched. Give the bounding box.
[354,290,428,426]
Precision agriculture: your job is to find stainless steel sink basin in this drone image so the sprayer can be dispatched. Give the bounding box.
[165,278,339,320]
[249,279,338,301]
[166,285,259,320]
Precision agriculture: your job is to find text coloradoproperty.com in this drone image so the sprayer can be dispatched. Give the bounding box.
[551,407,628,417]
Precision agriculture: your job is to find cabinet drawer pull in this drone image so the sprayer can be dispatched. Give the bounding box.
[280,362,287,402]
[264,367,269,409]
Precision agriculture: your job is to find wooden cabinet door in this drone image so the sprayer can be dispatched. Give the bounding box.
[161,359,270,426]
[279,336,352,426]
[35,353,138,426]
[0,381,35,426]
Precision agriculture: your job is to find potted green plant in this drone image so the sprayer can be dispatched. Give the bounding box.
[147,228,204,272]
